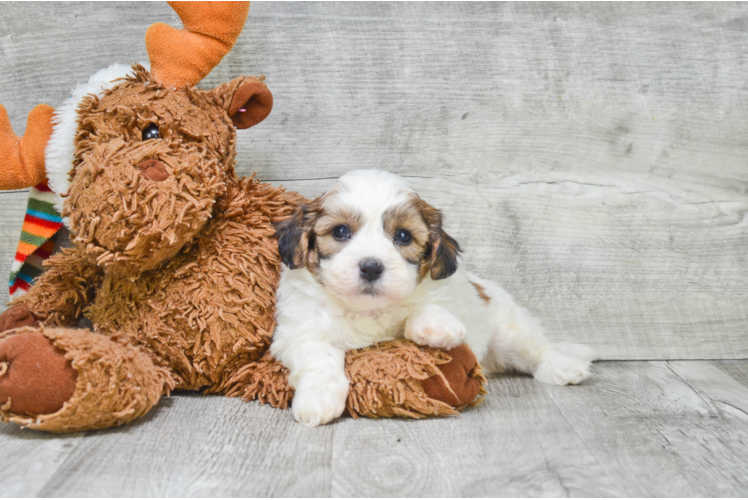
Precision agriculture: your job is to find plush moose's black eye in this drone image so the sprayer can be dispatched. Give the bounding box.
[142,123,160,140]
[332,224,352,241]
[394,229,413,245]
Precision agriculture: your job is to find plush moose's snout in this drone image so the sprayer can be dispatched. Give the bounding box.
[138,159,168,182]
[66,140,222,275]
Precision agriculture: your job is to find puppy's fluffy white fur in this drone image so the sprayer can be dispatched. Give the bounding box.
[272,170,595,426]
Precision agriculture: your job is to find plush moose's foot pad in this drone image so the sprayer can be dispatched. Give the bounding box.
[0,330,77,416]
[421,343,484,408]
[0,304,38,333]
[343,340,486,419]
[1,327,173,433]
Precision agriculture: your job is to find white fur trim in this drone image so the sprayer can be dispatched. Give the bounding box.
[45,62,149,219]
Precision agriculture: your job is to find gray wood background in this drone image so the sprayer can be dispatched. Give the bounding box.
[1,2,747,360]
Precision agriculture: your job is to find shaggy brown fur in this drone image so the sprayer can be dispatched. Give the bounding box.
[0,66,485,432]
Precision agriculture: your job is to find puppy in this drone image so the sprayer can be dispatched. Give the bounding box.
[272,170,595,426]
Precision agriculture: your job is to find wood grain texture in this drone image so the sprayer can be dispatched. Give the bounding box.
[36,394,334,497]
[0,425,85,497]
[330,374,619,497]
[0,2,746,358]
[2,362,748,497]
[669,360,748,416]
[543,361,748,497]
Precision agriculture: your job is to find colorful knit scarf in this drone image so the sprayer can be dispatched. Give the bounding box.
[8,181,63,299]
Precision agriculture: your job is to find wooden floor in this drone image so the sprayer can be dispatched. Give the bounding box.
[1,360,747,497]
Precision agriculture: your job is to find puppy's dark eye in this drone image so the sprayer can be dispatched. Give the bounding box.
[394,229,413,245]
[142,123,160,140]
[333,224,352,241]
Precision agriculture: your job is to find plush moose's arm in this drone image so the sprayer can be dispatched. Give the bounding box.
[7,247,101,328]
[223,340,486,419]
[0,104,54,190]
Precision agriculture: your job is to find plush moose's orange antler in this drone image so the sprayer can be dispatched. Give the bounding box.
[147,1,251,89]
[0,104,54,190]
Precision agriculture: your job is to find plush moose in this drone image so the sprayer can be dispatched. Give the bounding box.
[0,2,484,432]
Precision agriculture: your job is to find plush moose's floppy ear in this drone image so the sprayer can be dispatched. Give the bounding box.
[212,76,273,129]
[274,199,322,269]
[228,77,273,129]
[416,196,461,280]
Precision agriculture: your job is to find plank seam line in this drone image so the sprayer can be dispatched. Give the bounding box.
[597,358,748,362]
[541,451,570,497]
[714,399,748,418]
[665,361,722,415]
[260,173,461,183]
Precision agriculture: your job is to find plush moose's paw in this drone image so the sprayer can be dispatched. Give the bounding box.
[533,349,591,386]
[421,343,483,407]
[0,304,38,333]
[0,330,77,416]
[405,304,466,349]
[291,377,349,427]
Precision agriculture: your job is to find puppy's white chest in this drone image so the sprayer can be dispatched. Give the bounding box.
[336,308,407,349]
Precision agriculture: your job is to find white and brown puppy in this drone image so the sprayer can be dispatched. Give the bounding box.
[272,170,595,426]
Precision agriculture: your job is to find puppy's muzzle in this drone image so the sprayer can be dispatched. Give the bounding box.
[359,259,384,283]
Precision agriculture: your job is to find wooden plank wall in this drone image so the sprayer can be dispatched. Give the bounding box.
[0,2,746,359]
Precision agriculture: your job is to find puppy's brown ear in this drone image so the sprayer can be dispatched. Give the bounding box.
[275,199,321,269]
[417,197,461,280]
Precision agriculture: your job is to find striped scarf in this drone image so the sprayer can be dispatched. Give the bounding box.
[8,181,63,299]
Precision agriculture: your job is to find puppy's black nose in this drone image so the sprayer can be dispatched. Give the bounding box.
[359,259,384,282]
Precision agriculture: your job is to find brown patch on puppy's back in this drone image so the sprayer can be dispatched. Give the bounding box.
[470,281,491,304]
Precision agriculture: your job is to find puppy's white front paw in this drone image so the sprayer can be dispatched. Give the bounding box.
[292,378,349,427]
[534,349,591,386]
[405,304,467,349]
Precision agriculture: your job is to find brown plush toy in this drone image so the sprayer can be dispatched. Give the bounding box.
[0,2,485,433]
